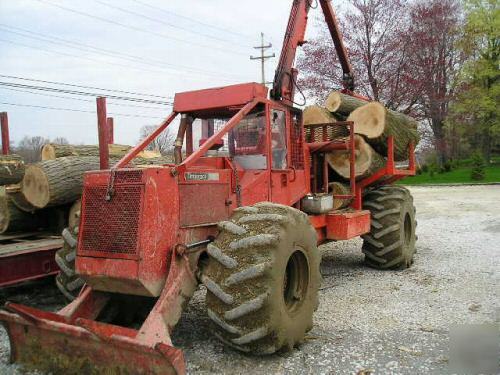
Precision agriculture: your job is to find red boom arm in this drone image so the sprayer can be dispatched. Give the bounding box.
[271,0,354,104]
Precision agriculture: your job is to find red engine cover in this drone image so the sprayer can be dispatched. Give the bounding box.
[76,168,178,297]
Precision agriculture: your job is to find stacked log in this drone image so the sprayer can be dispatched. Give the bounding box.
[41,143,162,160]
[328,182,352,210]
[6,184,36,213]
[303,91,420,200]
[0,142,171,235]
[346,102,419,161]
[0,154,25,185]
[324,92,368,116]
[326,135,385,180]
[0,194,43,233]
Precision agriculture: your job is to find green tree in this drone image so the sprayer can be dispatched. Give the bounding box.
[470,150,486,180]
[449,0,500,164]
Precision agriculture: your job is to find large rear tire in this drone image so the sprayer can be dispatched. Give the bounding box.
[202,202,321,354]
[362,185,417,269]
[55,200,84,300]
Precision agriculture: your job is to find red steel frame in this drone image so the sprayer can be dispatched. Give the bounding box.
[0,113,63,288]
[0,112,9,155]
[0,239,61,288]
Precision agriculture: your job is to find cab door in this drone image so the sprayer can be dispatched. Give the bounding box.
[269,105,307,205]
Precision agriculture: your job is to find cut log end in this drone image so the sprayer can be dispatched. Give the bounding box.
[347,102,386,138]
[41,144,57,160]
[303,106,336,126]
[326,135,385,180]
[324,92,342,113]
[328,182,352,210]
[22,164,51,209]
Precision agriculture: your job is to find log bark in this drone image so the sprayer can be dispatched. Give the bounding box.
[324,91,369,115]
[21,156,173,209]
[0,154,25,185]
[303,106,336,126]
[347,102,420,161]
[41,144,162,160]
[326,135,385,180]
[328,182,352,209]
[0,195,44,233]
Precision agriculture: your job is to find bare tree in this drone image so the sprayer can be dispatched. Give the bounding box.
[15,136,49,163]
[52,137,69,145]
[139,126,175,155]
[298,0,420,113]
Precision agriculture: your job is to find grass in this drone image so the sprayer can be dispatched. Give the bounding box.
[398,164,500,185]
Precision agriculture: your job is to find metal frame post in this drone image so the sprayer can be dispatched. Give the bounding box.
[0,112,10,155]
[96,97,109,170]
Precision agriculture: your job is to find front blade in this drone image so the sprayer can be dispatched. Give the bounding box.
[0,307,185,375]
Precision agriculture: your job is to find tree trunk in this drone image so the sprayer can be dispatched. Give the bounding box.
[41,144,162,160]
[0,195,44,233]
[328,182,352,209]
[347,102,420,161]
[21,157,102,209]
[303,105,348,142]
[68,199,81,230]
[303,106,337,126]
[5,184,36,213]
[21,156,173,209]
[0,154,25,185]
[324,91,369,115]
[431,118,448,167]
[326,135,385,180]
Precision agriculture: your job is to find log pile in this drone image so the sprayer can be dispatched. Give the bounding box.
[0,143,172,234]
[304,91,420,202]
[0,154,25,185]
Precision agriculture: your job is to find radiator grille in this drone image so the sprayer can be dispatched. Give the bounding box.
[80,184,143,256]
[115,169,143,184]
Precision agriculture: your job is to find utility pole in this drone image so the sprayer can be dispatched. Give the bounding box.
[250,32,275,86]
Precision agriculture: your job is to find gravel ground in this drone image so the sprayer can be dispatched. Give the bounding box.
[1,185,499,374]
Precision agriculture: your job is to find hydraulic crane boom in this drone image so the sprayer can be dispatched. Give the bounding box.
[271,0,355,104]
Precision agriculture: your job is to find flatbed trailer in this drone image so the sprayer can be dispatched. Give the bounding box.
[0,232,62,288]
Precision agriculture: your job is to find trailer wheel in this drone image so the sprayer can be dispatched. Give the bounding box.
[55,201,84,301]
[362,185,416,269]
[202,203,320,354]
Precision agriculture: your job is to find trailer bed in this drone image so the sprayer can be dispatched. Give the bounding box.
[0,232,62,287]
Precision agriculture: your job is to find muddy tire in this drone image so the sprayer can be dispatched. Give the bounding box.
[362,185,417,269]
[202,202,321,354]
[55,200,84,300]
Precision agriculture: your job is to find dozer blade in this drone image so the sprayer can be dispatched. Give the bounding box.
[0,302,185,375]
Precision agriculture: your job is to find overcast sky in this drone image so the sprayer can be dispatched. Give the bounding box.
[0,0,330,146]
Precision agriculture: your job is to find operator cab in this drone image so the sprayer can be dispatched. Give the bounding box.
[173,82,308,207]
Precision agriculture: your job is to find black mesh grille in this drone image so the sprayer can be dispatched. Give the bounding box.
[80,184,143,255]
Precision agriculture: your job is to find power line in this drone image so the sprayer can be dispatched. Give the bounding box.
[34,0,249,57]
[0,24,246,81]
[0,101,168,119]
[250,33,275,85]
[0,38,176,77]
[129,0,256,41]
[0,74,171,99]
[95,0,251,49]
[0,86,169,111]
[0,81,173,105]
